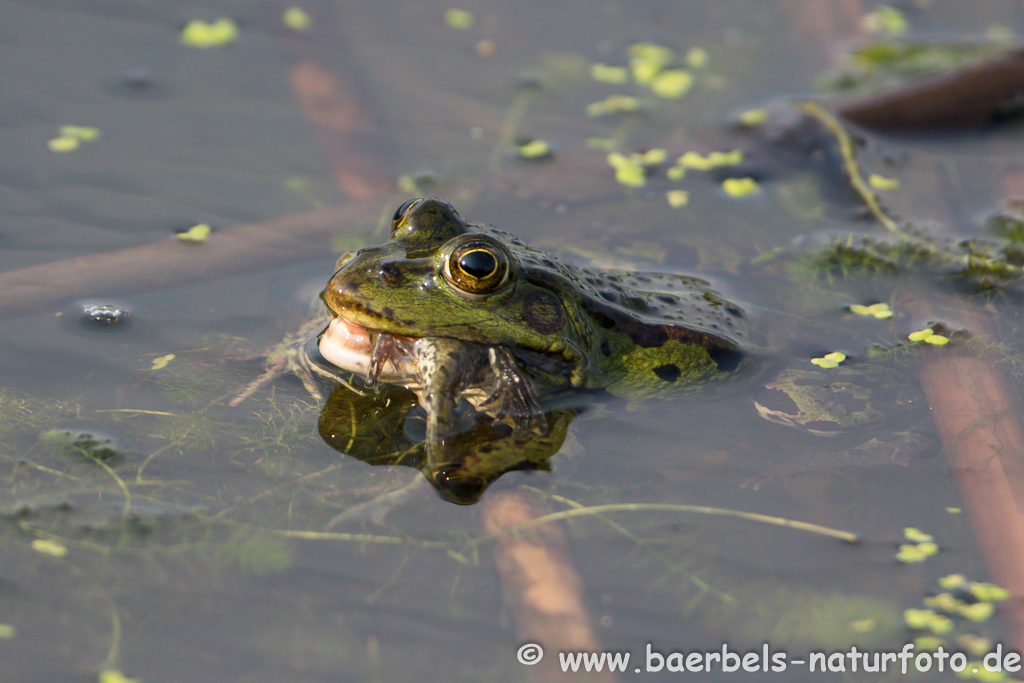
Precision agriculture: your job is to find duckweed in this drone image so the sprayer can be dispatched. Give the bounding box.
[31,539,68,558]
[957,634,993,656]
[586,94,642,117]
[180,18,238,48]
[939,574,967,590]
[685,47,708,69]
[869,174,900,191]
[283,7,311,31]
[517,139,552,159]
[666,165,685,180]
[649,69,693,99]
[48,125,100,153]
[48,137,79,153]
[810,351,846,368]
[666,190,689,208]
[60,125,100,141]
[443,8,474,30]
[896,541,938,563]
[607,154,645,187]
[913,636,946,651]
[969,582,1010,602]
[908,328,950,345]
[923,593,962,612]
[606,150,665,188]
[177,224,211,242]
[679,149,743,170]
[628,42,674,84]
[738,109,769,126]
[904,608,954,634]
[150,354,175,370]
[722,177,759,197]
[958,602,995,623]
[849,302,893,319]
[590,63,628,84]
[861,5,908,36]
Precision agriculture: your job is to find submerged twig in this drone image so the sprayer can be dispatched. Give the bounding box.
[800,101,914,242]
[474,501,859,544]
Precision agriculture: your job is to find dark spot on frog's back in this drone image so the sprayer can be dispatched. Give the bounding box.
[709,347,744,372]
[589,310,616,330]
[653,364,681,383]
[522,290,565,334]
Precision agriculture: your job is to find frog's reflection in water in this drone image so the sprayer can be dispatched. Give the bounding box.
[317,383,577,505]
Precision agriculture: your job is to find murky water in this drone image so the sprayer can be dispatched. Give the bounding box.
[2,0,1024,680]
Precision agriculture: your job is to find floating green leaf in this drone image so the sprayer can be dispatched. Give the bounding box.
[685,47,709,69]
[150,354,176,370]
[31,539,67,558]
[48,137,79,153]
[849,302,893,319]
[517,139,552,159]
[738,109,769,126]
[649,69,693,99]
[586,94,642,117]
[722,177,759,197]
[180,18,238,48]
[177,224,211,243]
[666,190,689,208]
[283,7,311,31]
[811,351,846,369]
[444,8,474,30]
[590,63,628,84]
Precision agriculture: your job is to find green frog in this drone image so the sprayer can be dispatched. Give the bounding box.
[239,198,925,498]
[317,198,749,469]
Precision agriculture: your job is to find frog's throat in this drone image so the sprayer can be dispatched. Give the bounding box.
[318,315,415,386]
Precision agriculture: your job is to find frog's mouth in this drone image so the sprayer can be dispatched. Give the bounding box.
[319,314,416,390]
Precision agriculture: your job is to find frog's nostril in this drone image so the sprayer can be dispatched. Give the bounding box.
[379,262,402,286]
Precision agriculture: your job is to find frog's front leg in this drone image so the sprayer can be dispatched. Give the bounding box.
[480,346,547,437]
[413,337,489,467]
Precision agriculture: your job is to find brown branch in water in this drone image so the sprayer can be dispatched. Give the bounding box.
[276,3,392,199]
[902,295,1024,654]
[482,490,615,682]
[0,200,381,321]
[804,94,1024,650]
[839,47,1024,132]
[289,60,390,200]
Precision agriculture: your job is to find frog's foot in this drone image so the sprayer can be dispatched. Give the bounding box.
[742,428,932,490]
[479,346,548,437]
[368,334,415,392]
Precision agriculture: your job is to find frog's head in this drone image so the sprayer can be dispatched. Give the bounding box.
[322,198,578,365]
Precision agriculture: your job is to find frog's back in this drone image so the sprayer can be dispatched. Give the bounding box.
[509,240,748,395]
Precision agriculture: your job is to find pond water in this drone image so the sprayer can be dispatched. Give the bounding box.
[2,0,1024,681]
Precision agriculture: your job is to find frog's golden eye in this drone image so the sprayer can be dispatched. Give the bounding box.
[444,240,510,295]
[391,198,422,233]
